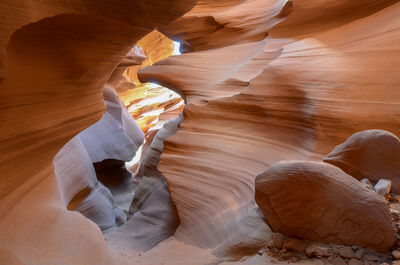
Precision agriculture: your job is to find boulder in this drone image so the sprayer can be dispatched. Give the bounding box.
[323,130,400,192]
[255,161,395,252]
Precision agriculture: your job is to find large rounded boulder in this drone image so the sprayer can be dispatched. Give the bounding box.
[254,161,395,252]
[323,129,400,193]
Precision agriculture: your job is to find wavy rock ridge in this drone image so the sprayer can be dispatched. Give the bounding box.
[0,0,400,264]
[0,1,195,264]
[139,0,400,253]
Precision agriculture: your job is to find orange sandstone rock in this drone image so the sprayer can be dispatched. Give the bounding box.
[324,130,400,193]
[255,161,395,252]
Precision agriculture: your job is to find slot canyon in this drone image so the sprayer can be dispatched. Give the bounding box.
[0,1,399,265]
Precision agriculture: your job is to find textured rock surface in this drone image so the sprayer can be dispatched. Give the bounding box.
[106,114,183,252]
[0,1,195,264]
[1,0,400,264]
[139,1,400,251]
[54,87,143,232]
[160,0,291,51]
[255,161,395,252]
[324,130,400,192]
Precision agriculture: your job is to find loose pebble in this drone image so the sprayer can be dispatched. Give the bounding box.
[360,178,373,190]
[339,246,354,259]
[374,179,392,198]
[283,238,309,253]
[333,257,347,265]
[348,258,363,265]
[354,248,365,260]
[305,244,332,258]
[272,233,284,249]
[392,250,400,260]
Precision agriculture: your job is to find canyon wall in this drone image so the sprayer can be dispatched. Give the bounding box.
[0,1,195,264]
[0,0,399,264]
[139,0,400,251]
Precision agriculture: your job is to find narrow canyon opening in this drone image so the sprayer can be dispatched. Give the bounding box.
[53,30,185,241]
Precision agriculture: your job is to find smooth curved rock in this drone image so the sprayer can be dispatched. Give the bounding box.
[141,2,400,251]
[255,161,395,252]
[106,114,183,252]
[0,1,195,264]
[270,0,397,36]
[160,0,291,51]
[324,130,400,193]
[54,86,144,232]
[1,0,400,264]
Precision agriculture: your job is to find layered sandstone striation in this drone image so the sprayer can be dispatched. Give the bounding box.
[139,0,400,254]
[0,1,195,264]
[1,0,400,264]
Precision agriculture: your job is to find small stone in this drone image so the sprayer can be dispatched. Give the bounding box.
[360,178,374,190]
[291,257,298,263]
[271,247,280,254]
[267,239,274,248]
[332,245,340,254]
[348,258,363,265]
[283,238,310,253]
[257,249,264,256]
[272,233,284,249]
[392,250,400,260]
[364,254,379,262]
[280,248,288,254]
[391,209,400,221]
[305,244,332,258]
[281,252,293,259]
[333,257,347,265]
[354,248,365,260]
[393,261,400,265]
[340,246,354,259]
[374,179,392,198]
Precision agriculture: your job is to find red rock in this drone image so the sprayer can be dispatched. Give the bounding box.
[255,161,395,252]
[324,130,400,193]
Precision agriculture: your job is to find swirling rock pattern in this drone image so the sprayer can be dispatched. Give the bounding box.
[1,0,400,264]
[140,0,400,251]
[106,114,183,252]
[0,1,195,264]
[54,87,143,232]
[255,161,395,252]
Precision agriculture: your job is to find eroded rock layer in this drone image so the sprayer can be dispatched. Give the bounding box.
[0,1,195,264]
[1,0,400,264]
[139,0,400,251]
